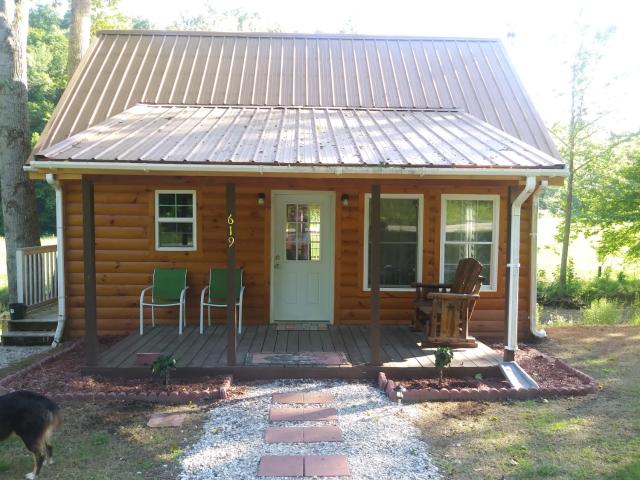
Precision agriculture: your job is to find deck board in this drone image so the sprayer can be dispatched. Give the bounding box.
[92,325,502,378]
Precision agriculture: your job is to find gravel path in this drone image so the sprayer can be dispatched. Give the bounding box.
[0,345,50,369]
[179,380,440,479]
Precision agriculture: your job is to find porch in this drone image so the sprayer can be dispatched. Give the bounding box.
[85,325,502,380]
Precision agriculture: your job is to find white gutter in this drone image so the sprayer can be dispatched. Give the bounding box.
[506,176,537,356]
[529,180,549,339]
[26,161,569,178]
[45,173,66,347]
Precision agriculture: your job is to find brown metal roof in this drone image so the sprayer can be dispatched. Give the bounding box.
[34,31,560,162]
[36,104,564,169]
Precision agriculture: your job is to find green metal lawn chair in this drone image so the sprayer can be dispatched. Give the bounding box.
[199,269,245,334]
[139,268,188,335]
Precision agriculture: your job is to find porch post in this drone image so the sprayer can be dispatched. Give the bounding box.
[226,183,237,366]
[82,178,98,367]
[370,184,381,365]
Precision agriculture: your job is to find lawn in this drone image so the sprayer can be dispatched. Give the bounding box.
[417,325,640,479]
[0,398,207,480]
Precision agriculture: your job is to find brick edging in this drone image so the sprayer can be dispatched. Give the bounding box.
[1,342,233,404]
[377,360,597,403]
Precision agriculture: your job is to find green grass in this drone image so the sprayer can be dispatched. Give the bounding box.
[416,326,640,479]
[0,399,208,480]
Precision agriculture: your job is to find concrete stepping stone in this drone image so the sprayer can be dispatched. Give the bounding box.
[258,455,304,477]
[147,413,186,428]
[257,455,350,477]
[269,406,338,422]
[272,392,335,404]
[265,426,343,443]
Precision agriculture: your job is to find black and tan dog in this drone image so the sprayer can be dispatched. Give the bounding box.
[0,390,60,479]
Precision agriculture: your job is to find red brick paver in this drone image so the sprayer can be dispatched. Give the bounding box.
[269,407,338,422]
[272,392,304,404]
[303,426,343,443]
[265,427,304,443]
[258,455,304,477]
[303,392,335,403]
[304,454,351,477]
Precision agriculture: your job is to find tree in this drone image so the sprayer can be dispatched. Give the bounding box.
[0,0,41,303]
[577,147,640,261]
[170,2,277,32]
[549,26,626,296]
[67,0,90,76]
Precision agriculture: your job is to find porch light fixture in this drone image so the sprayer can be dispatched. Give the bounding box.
[257,193,266,205]
[341,194,350,206]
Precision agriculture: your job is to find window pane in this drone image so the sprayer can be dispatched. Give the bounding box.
[468,243,492,285]
[445,199,494,242]
[158,193,176,206]
[159,222,194,247]
[176,205,193,218]
[176,194,193,206]
[372,198,418,243]
[444,239,492,285]
[159,205,176,218]
[368,243,417,288]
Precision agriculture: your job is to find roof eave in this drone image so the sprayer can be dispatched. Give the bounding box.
[26,160,569,178]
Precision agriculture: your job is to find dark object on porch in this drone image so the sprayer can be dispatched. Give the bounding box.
[413,258,482,348]
[8,303,27,320]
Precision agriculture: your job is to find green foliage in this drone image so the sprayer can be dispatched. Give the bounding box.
[582,298,624,325]
[434,347,454,384]
[170,1,278,32]
[575,148,640,261]
[90,0,152,33]
[151,355,176,386]
[539,267,640,307]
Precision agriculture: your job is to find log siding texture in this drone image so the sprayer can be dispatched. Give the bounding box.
[62,176,531,340]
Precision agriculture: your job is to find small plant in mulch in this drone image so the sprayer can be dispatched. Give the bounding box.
[434,347,454,386]
[151,355,176,386]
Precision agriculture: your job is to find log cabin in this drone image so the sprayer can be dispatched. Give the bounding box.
[26,31,567,376]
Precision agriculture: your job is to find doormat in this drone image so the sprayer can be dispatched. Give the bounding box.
[276,323,329,331]
[245,352,350,366]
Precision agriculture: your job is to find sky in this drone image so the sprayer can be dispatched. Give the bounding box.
[117,0,640,133]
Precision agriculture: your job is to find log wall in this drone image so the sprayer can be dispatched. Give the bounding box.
[62,176,532,340]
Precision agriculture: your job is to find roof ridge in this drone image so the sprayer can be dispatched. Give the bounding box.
[96,29,503,43]
[136,103,464,112]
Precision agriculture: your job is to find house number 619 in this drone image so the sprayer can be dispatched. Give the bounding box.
[227,213,235,248]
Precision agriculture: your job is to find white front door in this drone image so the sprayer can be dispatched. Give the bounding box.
[271,192,335,322]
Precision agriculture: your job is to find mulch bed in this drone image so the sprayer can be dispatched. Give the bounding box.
[379,343,596,402]
[0,338,232,404]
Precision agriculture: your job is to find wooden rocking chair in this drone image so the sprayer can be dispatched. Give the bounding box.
[412,258,483,348]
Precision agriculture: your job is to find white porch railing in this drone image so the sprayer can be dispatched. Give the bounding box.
[16,245,58,307]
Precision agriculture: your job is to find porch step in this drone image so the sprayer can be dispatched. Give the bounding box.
[500,361,539,390]
[1,331,55,338]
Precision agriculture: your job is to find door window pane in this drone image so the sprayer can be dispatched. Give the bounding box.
[285,203,320,261]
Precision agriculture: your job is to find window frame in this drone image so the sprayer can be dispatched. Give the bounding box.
[363,193,424,292]
[439,194,500,292]
[154,190,197,252]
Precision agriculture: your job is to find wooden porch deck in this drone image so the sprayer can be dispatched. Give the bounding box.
[85,325,503,380]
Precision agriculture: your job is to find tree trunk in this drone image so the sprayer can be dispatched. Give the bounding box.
[0,0,41,303]
[558,166,573,295]
[67,0,91,77]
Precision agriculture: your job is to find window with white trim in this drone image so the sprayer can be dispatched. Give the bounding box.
[364,194,423,290]
[440,195,499,291]
[155,191,197,251]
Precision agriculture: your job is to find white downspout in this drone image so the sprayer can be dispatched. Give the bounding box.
[45,174,66,347]
[530,180,549,339]
[506,176,537,357]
